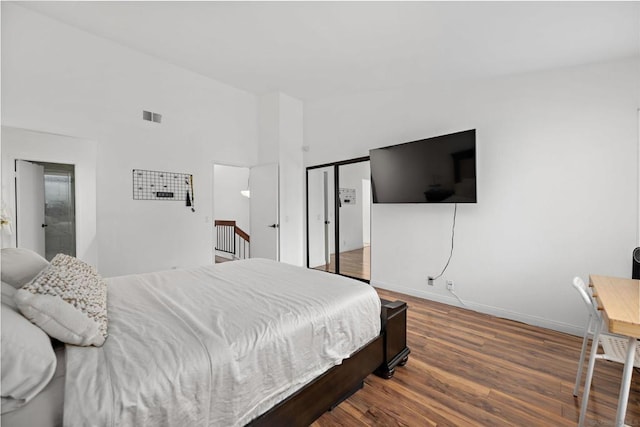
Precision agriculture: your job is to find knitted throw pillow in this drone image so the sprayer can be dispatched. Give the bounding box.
[15,254,107,346]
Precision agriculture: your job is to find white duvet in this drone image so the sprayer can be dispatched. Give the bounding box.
[63,259,381,427]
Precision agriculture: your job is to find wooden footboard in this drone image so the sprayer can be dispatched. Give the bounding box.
[249,334,384,426]
[248,299,409,426]
[376,299,411,379]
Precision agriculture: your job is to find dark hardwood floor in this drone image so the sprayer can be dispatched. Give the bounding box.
[313,288,640,426]
[313,245,370,281]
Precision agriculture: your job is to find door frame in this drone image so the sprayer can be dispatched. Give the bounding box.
[1,127,97,265]
[16,160,78,260]
[15,159,46,256]
[212,161,280,262]
[305,156,370,282]
[212,162,252,262]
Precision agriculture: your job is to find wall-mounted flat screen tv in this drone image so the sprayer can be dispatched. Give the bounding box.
[370,129,476,204]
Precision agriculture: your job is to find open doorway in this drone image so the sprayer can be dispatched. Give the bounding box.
[212,162,280,264]
[16,160,76,260]
[213,164,251,263]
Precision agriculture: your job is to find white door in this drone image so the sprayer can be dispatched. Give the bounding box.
[16,160,46,257]
[250,163,279,260]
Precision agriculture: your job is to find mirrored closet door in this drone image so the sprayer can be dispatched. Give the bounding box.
[307,166,336,274]
[306,157,370,282]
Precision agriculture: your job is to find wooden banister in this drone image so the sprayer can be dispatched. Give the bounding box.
[235,226,250,243]
[215,220,236,227]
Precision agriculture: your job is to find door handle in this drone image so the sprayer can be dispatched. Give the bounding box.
[41,224,48,228]
[268,224,279,228]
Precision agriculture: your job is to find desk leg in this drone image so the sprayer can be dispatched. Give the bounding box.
[615,337,636,427]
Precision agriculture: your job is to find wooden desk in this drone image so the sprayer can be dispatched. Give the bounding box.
[589,275,640,426]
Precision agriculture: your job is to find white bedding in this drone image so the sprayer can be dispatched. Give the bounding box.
[63,259,381,427]
[1,344,65,427]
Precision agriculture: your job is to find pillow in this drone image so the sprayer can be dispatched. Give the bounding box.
[1,248,49,288]
[1,302,57,414]
[1,281,18,309]
[15,254,107,347]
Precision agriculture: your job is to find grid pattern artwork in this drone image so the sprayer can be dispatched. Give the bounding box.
[132,169,193,201]
[339,188,357,205]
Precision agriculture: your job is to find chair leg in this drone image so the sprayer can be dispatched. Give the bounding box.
[579,320,602,427]
[574,315,593,397]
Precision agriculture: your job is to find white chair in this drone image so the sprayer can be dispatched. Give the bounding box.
[572,276,640,426]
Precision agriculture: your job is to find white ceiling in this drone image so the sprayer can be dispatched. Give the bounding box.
[16,1,640,101]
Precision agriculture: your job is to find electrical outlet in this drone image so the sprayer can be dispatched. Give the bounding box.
[427,276,434,286]
[446,280,454,291]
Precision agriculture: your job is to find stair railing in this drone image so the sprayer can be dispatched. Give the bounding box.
[215,220,250,260]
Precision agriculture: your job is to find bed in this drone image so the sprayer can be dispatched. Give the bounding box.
[1,251,408,427]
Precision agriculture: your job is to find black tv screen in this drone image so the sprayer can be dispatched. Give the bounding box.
[370,129,476,203]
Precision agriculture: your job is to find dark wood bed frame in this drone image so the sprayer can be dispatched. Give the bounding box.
[249,299,410,426]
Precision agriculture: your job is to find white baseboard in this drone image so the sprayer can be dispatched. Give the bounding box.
[371,279,584,337]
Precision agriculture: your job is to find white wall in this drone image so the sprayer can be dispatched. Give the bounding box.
[1,4,258,276]
[1,127,98,267]
[304,58,640,334]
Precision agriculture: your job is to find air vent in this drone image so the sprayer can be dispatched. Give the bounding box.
[142,110,162,123]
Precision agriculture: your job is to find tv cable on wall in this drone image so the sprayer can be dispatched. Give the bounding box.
[430,204,466,306]
[432,203,457,281]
